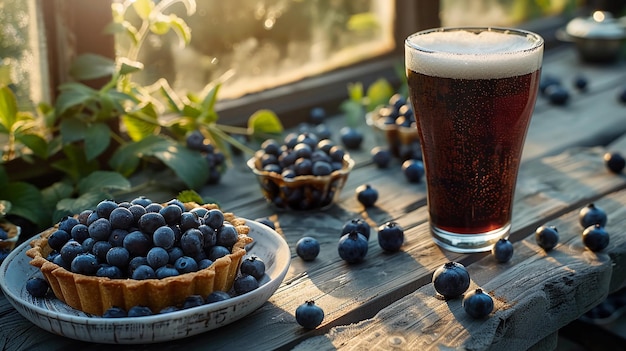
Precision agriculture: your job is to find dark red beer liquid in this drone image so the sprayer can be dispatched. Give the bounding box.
[407,69,540,234]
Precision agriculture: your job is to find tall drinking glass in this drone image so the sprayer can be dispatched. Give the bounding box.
[405,27,544,253]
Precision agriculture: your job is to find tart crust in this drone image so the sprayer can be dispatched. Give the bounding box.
[26,203,253,315]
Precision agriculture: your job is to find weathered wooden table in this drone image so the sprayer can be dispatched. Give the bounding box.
[1,46,626,351]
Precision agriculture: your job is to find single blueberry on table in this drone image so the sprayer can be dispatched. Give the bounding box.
[296,236,320,261]
[545,84,570,105]
[535,225,559,251]
[341,218,371,240]
[309,107,326,125]
[338,231,368,264]
[26,277,49,298]
[463,288,494,319]
[579,203,608,229]
[492,238,514,263]
[583,224,610,252]
[377,221,405,252]
[355,184,378,207]
[295,300,324,329]
[340,126,363,150]
[604,152,625,174]
[371,146,392,168]
[432,261,470,300]
[402,159,425,183]
[234,274,260,295]
[240,256,266,280]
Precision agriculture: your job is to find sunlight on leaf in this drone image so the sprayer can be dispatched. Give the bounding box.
[132,0,154,20]
[0,85,17,131]
[70,54,116,81]
[248,109,284,136]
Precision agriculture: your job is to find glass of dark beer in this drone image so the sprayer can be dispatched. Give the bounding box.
[405,27,544,253]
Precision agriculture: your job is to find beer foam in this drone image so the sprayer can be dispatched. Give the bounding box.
[406,29,543,79]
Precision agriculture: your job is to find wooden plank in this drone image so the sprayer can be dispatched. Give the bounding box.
[293,188,626,351]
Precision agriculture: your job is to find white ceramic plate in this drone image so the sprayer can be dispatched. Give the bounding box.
[0,219,290,344]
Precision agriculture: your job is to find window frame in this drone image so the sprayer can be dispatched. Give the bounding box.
[41,0,583,128]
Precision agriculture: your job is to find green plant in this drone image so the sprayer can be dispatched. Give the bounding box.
[0,0,283,234]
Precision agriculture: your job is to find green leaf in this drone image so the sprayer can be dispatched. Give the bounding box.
[0,85,17,131]
[158,79,183,113]
[52,144,99,182]
[347,82,364,104]
[0,181,47,227]
[247,109,284,135]
[69,54,116,81]
[200,83,221,114]
[177,190,204,204]
[132,0,154,20]
[59,117,87,144]
[15,133,49,159]
[41,180,74,212]
[54,192,110,223]
[85,122,111,160]
[55,83,97,116]
[366,78,394,111]
[122,102,160,141]
[169,14,192,46]
[77,170,131,195]
[340,100,365,128]
[347,12,380,32]
[118,58,144,75]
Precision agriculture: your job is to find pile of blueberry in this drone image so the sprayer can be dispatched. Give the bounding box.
[24,197,268,316]
[372,93,422,160]
[252,132,351,210]
[186,130,226,184]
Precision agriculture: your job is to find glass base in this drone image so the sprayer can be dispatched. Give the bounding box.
[431,223,511,253]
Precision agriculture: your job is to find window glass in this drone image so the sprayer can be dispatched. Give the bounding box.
[0,0,48,108]
[440,0,580,27]
[117,0,396,100]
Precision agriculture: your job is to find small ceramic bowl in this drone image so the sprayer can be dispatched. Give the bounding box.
[366,109,421,161]
[247,155,354,211]
[559,11,626,63]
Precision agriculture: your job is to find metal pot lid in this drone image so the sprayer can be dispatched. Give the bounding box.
[565,11,626,39]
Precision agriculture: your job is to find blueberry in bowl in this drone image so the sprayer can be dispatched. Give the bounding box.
[247,133,355,211]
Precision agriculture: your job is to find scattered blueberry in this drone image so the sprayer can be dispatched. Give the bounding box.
[604,152,625,174]
[295,300,324,329]
[0,228,8,241]
[234,274,260,295]
[618,86,626,104]
[583,224,610,252]
[492,238,514,263]
[579,203,608,229]
[296,236,320,261]
[25,277,49,298]
[340,127,363,149]
[377,221,404,252]
[545,85,570,105]
[338,231,368,263]
[356,184,378,207]
[309,107,326,125]
[535,225,559,251]
[254,217,276,230]
[432,261,470,300]
[240,256,266,280]
[463,288,494,319]
[402,159,425,183]
[371,146,392,168]
[573,75,588,91]
[539,74,561,95]
[341,218,371,240]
